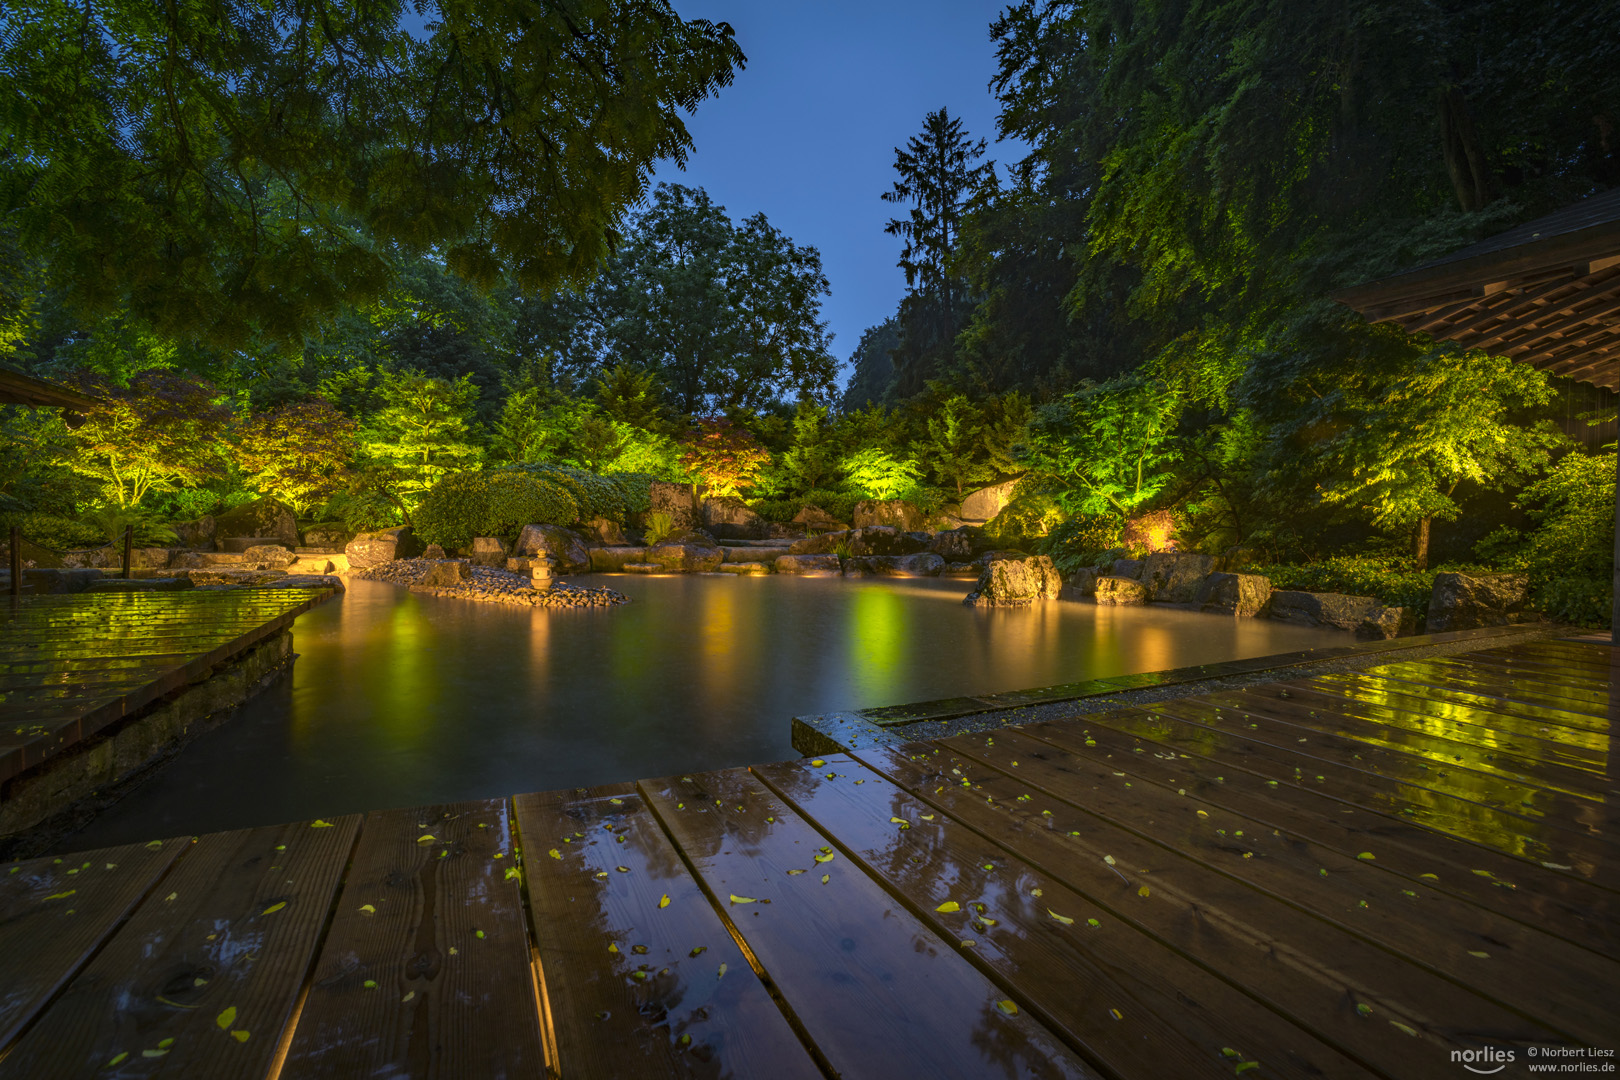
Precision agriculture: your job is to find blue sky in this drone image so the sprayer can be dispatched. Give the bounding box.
[652,2,1026,384]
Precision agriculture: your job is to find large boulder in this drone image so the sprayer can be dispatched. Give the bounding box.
[1268,590,1381,632]
[701,496,766,540]
[865,553,946,577]
[1357,605,1414,640]
[345,527,423,569]
[1093,576,1148,605]
[1426,572,1530,633]
[215,497,299,549]
[173,515,217,551]
[848,526,927,557]
[959,479,1019,523]
[300,523,352,548]
[775,553,842,576]
[1195,572,1272,617]
[1061,567,1101,600]
[649,480,702,531]
[513,523,593,574]
[927,528,974,562]
[1110,557,1145,581]
[583,518,628,547]
[644,529,724,572]
[791,505,848,533]
[1141,551,1215,603]
[586,547,647,573]
[971,549,1027,570]
[469,537,511,567]
[789,529,849,555]
[853,499,927,532]
[963,555,1063,608]
[420,559,473,587]
[723,544,796,563]
[243,544,298,569]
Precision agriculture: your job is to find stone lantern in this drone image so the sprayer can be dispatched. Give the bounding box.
[530,552,557,593]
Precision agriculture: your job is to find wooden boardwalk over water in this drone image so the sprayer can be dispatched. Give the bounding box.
[0,637,1613,1078]
[0,589,337,787]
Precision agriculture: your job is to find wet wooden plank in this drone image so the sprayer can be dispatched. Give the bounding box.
[1431,652,1615,690]
[1141,697,1620,864]
[1362,664,1620,723]
[1319,670,1618,737]
[639,769,1097,1079]
[0,815,359,1079]
[278,800,543,1080]
[1065,705,1620,895]
[514,783,820,1080]
[0,840,188,1051]
[852,744,1575,1078]
[1017,711,1620,961]
[1198,684,1612,799]
[1295,675,1612,748]
[950,727,1620,1045]
[753,756,1360,1079]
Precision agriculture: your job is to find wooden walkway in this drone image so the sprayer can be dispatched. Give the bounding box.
[0,589,336,786]
[0,637,1614,1078]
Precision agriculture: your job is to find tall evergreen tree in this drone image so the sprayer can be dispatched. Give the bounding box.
[882,109,995,394]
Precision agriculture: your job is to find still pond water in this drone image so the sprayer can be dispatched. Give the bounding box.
[64,574,1350,848]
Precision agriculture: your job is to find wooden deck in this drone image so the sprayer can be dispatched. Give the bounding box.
[0,637,1613,1078]
[0,589,337,786]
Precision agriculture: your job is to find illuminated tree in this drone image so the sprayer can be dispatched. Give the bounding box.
[60,370,231,509]
[678,418,769,498]
[234,399,358,515]
[361,372,482,505]
[841,448,923,501]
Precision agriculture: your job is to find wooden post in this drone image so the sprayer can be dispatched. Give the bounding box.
[122,524,133,580]
[8,525,19,597]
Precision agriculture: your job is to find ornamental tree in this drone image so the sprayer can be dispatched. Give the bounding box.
[841,448,923,501]
[61,370,232,509]
[361,371,483,505]
[233,399,359,515]
[678,417,769,498]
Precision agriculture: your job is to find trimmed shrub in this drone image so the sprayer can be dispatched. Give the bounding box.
[1239,555,1443,611]
[606,472,656,516]
[508,463,627,522]
[0,512,106,553]
[414,470,579,548]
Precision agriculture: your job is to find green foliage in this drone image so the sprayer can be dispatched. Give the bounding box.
[509,463,626,523]
[59,370,232,509]
[607,473,657,516]
[577,185,840,412]
[79,505,178,547]
[0,511,105,552]
[1242,556,1443,612]
[1308,346,1562,566]
[642,511,675,544]
[984,493,1063,549]
[1477,449,1614,627]
[840,448,922,501]
[777,402,840,494]
[233,399,357,515]
[361,371,482,505]
[3,0,744,348]
[1040,515,1125,578]
[679,417,770,497]
[413,469,578,548]
[1024,374,1182,518]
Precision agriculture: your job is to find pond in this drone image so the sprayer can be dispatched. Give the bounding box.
[61,574,1351,849]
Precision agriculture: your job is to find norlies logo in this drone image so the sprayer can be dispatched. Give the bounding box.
[1453,1048,1517,1074]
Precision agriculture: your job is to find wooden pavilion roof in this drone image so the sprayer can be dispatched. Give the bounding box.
[0,366,100,411]
[1334,187,1620,389]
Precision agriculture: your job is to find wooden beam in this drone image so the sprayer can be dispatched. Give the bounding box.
[1491,291,1620,354]
[1439,272,1620,344]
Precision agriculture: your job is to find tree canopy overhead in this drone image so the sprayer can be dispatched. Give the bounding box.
[0,0,745,348]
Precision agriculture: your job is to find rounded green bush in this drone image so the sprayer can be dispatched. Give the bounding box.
[606,472,656,516]
[506,464,627,522]
[414,471,579,548]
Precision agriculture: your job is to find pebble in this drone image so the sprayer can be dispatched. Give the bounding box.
[355,560,630,609]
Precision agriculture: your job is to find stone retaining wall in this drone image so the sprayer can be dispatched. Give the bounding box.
[0,631,295,847]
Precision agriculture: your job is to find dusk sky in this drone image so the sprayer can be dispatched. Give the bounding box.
[652,1,1027,388]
